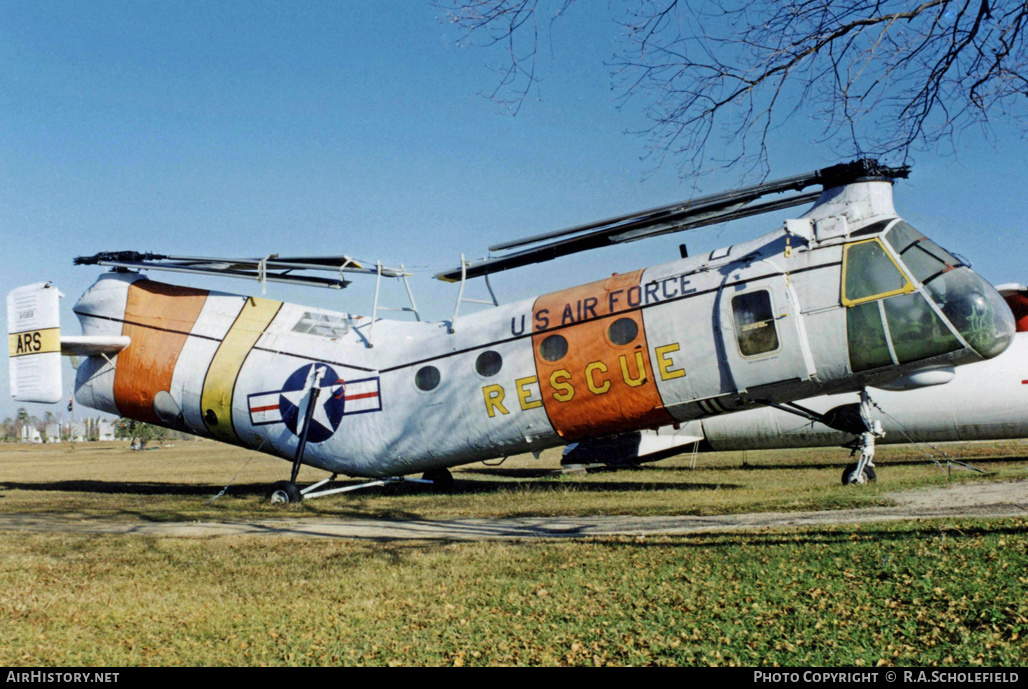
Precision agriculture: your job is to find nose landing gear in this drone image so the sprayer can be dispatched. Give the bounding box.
[761,388,884,486]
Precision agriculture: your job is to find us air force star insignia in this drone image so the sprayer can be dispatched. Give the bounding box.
[247,363,383,442]
[278,364,346,444]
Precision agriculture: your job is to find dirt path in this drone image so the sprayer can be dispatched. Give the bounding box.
[2,480,1026,540]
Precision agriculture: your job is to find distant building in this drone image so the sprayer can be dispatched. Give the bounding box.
[45,423,60,443]
[98,421,115,441]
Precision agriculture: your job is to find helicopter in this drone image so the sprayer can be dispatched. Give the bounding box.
[560,284,1028,483]
[7,159,1016,502]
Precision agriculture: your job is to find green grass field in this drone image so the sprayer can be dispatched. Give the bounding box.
[1,521,1026,666]
[1,440,1026,666]
[1,438,1027,521]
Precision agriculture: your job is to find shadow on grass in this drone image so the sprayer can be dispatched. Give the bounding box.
[593,520,1028,550]
[0,480,273,497]
[112,504,433,523]
[0,473,745,526]
[0,475,743,501]
[612,454,1028,472]
[459,467,575,478]
[119,514,1028,545]
[304,518,1028,547]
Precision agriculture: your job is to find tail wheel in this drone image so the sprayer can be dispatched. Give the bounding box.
[842,463,877,485]
[267,480,303,504]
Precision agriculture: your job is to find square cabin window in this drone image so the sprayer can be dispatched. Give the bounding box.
[732,290,780,357]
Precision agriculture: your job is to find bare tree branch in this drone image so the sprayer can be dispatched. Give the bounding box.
[438,0,1028,177]
[436,0,574,114]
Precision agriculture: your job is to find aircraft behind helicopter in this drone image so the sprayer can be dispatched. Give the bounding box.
[7,159,1015,502]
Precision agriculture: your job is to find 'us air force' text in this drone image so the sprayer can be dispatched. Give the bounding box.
[509,276,696,336]
[486,277,695,416]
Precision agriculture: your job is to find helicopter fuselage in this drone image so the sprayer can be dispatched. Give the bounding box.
[67,180,1015,478]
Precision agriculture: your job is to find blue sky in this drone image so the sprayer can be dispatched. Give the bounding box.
[2,1,1025,421]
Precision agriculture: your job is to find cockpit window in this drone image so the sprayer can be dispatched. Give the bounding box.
[292,311,350,339]
[882,292,961,363]
[846,302,893,372]
[885,221,962,284]
[843,223,1015,369]
[847,292,962,372]
[924,267,1015,359]
[842,238,915,306]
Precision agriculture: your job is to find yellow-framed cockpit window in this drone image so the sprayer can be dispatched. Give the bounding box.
[841,238,916,307]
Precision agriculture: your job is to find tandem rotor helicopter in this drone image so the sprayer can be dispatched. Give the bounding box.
[7,159,1016,502]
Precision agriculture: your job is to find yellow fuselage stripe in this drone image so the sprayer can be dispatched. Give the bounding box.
[201,297,283,443]
[9,328,60,358]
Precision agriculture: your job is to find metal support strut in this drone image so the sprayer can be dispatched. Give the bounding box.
[449,253,499,333]
[300,475,434,500]
[759,387,884,485]
[368,262,420,347]
[290,389,320,484]
[289,366,326,484]
[848,388,885,485]
[269,362,451,502]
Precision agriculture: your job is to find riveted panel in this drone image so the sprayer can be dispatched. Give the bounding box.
[530,270,673,440]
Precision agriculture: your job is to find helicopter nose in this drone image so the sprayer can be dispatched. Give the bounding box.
[925,268,1015,359]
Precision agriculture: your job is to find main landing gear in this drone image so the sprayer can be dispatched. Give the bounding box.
[264,469,457,505]
[761,388,884,487]
[842,462,877,485]
[267,480,303,504]
[266,368,461,504]
[840,407,882,485]
[422,468,454,490]
[839,390,883,485]
[263,369,448,504]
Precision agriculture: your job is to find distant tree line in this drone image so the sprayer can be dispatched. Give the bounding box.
[1,408,196,445]
[116,418,167,450]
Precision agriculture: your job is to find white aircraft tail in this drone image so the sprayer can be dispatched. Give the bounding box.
[8,282,63,403]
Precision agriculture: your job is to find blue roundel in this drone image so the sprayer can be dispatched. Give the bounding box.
[278,363,346,443]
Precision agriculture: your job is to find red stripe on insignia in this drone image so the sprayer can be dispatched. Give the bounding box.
[250,404,279,413]
[345,392,379,401]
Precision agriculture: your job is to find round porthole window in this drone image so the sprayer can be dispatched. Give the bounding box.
[475,350,503,377]
[539,334,569,362]
[607,317,639,346]
[414,365,441,391]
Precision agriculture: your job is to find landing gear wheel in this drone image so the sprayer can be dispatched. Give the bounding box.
[842,463,877,485]
[267,480,303,504]
[422,468,454,491]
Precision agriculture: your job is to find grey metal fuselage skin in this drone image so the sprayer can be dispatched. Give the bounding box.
[69,180,1015,477]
